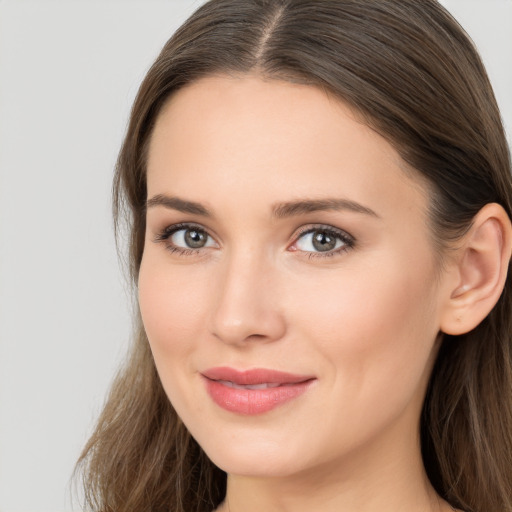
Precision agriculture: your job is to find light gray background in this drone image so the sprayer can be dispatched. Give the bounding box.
[0,1,510,511]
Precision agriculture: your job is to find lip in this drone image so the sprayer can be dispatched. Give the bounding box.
[201,367,316,415]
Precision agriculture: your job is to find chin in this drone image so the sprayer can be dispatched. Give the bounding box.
[205,448,301,478]
[190,426,309,477]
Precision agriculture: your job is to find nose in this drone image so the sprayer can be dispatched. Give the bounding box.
[209,251,287,346]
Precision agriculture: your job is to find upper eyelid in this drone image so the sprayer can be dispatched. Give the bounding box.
[157,222,215,239]
[153,222,355,249]
[292,224,355,241]
[156,221,353,236]
[153,223,217,253]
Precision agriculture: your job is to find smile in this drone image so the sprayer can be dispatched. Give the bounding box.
[201,367,316,415]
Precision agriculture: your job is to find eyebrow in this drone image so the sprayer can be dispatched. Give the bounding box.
[146,194,379,219]
[272,198,379,219]
[146,194,212,216]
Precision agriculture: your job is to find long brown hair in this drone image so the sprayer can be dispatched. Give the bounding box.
[77,1,512,511]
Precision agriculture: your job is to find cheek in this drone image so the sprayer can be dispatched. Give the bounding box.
[138,255,211,362]
[278,256,441,455]
[137,254,219,421]
[287,251,440,397]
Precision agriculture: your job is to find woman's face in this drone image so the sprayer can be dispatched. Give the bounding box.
[139,75,451,477]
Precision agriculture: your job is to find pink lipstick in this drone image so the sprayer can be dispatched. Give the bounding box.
[202,367,315,415]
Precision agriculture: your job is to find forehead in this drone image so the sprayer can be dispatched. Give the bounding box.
[146,74,428,223]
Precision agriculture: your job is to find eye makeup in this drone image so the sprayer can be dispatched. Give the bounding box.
[153,221,356,259]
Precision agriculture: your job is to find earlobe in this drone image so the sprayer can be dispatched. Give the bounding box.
[440,203,512,335]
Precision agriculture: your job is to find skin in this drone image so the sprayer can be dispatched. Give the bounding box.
[139,75,466,512]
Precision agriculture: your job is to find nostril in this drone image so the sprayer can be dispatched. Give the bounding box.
[210,313,286,346]
[246,333,267,340]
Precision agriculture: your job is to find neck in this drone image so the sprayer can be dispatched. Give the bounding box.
[220,464,440,512]
[215,419,451,512]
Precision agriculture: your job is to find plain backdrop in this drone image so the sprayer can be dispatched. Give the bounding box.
[0,1,510,511]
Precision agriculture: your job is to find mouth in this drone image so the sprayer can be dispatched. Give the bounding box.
[201,367,316,415]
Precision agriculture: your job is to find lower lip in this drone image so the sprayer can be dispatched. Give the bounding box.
[203,378,313,415]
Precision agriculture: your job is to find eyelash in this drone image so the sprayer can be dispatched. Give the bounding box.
[293,225,355,259]
[154,223,209,257]
[153,222,355,259]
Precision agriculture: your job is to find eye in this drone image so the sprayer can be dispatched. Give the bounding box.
[154,223,217,253]
[291,226,354,256]
[171,227,214,249]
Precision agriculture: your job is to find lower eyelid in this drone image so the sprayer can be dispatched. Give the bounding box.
[168,246,199,256]
[304,245,351,259]
[153,223,354,258]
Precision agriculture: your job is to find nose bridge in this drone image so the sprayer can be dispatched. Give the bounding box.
[210,246,286,345]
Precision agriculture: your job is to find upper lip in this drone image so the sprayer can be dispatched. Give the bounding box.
[201,367,315,385]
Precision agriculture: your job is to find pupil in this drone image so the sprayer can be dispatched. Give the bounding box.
[312,231,336,252]
[185,229,206,248]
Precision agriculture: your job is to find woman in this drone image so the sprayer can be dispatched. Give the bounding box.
[77,1,512,511]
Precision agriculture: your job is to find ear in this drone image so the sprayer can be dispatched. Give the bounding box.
[440,203,512,335]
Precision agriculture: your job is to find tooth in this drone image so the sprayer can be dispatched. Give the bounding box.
[245,384,269,390]
[218,380,235,388]
[216,380,282,390]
